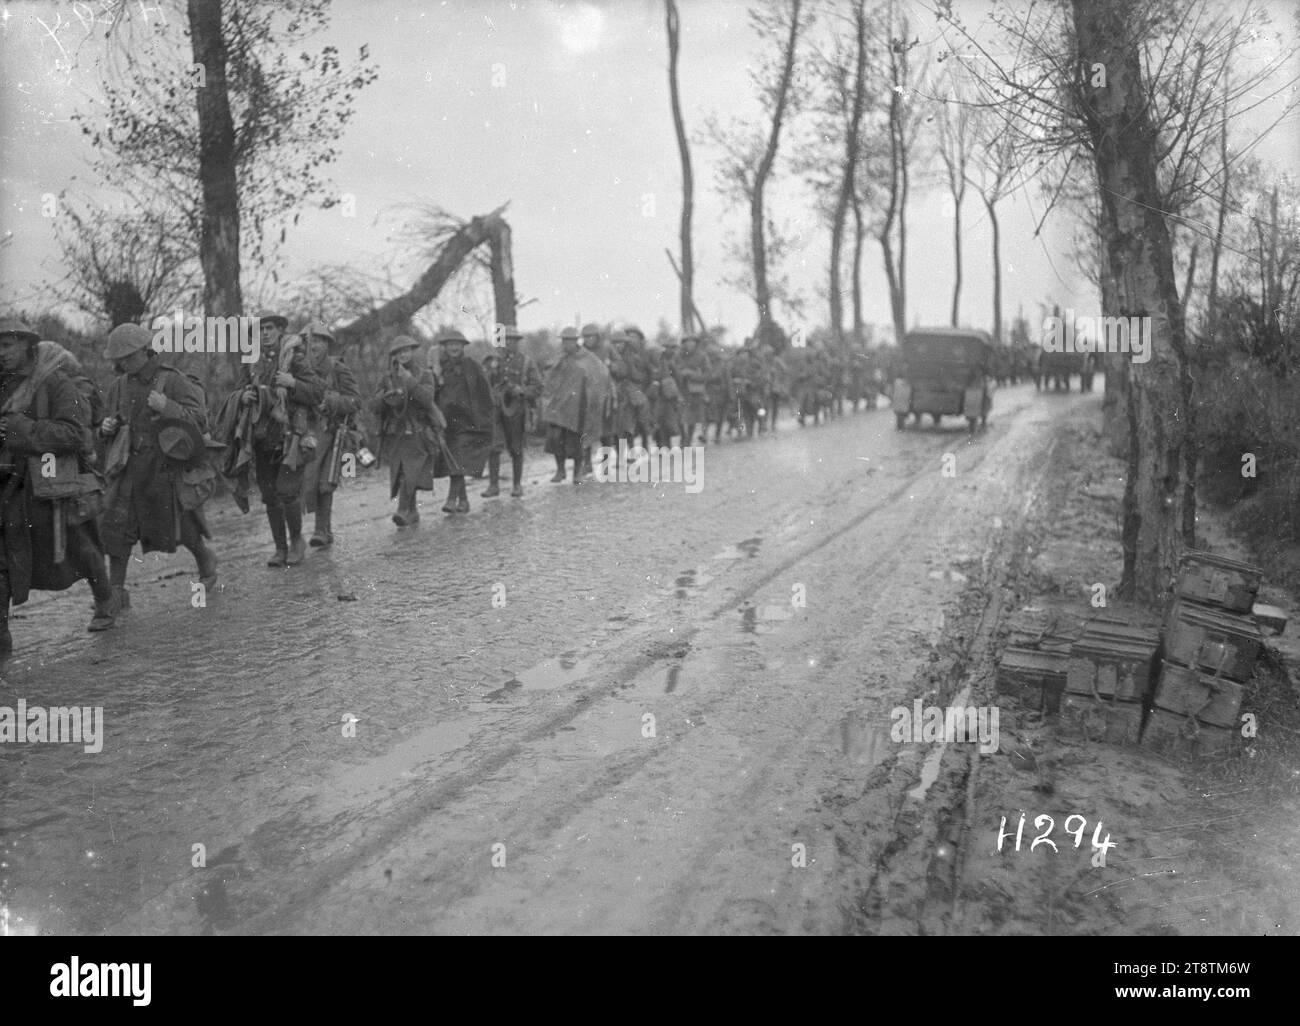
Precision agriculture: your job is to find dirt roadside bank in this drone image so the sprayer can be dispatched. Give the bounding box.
[870,401,1300,935]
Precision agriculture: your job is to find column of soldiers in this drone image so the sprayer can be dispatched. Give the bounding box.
[0,311,884,658]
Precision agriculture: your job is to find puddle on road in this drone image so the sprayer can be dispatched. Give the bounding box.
[927,569,969,583]
[474,652,596,707]
[712,536,764,561]
[739,604,794,634]
[674,566,714,598]
[907,683,973,802]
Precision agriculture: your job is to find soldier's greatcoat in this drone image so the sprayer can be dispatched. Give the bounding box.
[434,353,494,478]
[99,357,209,556]
[303,354,361,512]
[0,365,97,603]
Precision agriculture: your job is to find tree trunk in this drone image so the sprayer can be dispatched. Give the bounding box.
[986,194,1001,343]
[187,0,242,385]
[851,187,865,344]
[751,0,803,347]
[1072,0,1194,605]
[488,218,516,328]
[665,0,695,336]
[950,191,963,326]
[337,208,509,343]
[1206,76,1230,342]
[829,0,867,347]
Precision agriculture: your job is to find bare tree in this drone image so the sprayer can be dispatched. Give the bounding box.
[50,199,200,327]
[704,0,812,348]
[665,0,696,336]
[935,68,974,327]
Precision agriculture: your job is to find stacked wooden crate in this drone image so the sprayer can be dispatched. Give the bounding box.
[996,607,1159,743]
[1141,551,1265,757]
[1059,618,1157,745]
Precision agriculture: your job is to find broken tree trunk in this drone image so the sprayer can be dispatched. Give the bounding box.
[335,204,512,343]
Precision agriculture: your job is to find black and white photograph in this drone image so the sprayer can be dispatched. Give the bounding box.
[0,0,1298,959]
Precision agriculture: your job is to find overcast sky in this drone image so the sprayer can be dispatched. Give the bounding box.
[1,0,1296,343]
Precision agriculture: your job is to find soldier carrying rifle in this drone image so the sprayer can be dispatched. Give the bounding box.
[300,323,361,548]
[227,314,325,567]
[482,324,542,499]
[371,335,442,526]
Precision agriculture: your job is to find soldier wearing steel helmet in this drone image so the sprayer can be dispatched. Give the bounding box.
[371,334,442,526]
[433,329,494,514]
[227,313,325,566]
[300,322,361,548]
[97,321,218,608]
[0,317,118,653]
[483,324,542,499]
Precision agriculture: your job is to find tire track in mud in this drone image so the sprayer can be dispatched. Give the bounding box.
[227,453,946,933]
[849,433,1059,935]
[100,393,1057,933]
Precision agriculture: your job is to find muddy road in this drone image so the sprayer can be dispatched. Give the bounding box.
[1,384,1073,935]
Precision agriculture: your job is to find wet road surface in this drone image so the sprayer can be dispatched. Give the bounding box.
[0,385,1079,934]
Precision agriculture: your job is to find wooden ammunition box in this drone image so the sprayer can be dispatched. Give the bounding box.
[1175,550,1262,613]
[1163,599,1263,683]
[1150,659,1246,729]
[1141,707,1239,758]
[1063,620,1159,702]
[996,647,1069,714]
[1058,692,1144,745]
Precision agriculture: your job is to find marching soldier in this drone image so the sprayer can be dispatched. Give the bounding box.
[651,336,683,446]
[0,318,118,653]
[372,335,441,526]
[300,323,361,548]
[483,325,542,498]
[578,323,614,472]
[542,327,592,484]
[618,325,655,450]
[97,322,218,608]
[676,334,711,446]
[226,314,325,567]
[433,330,494,514]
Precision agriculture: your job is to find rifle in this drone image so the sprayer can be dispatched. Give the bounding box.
[325,414,350,488]
[278,334,307,470]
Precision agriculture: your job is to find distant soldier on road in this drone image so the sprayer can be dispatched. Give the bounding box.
[483,325,543,498]
[433,330,494,514]
[651,336,683,446]
[300,323,361,548]
[542,327,597,484]
[372,335,442,526]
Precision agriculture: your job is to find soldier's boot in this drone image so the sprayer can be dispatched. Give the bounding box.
[551,454,566,483]
[108,555,132,616]
[395,482,420,525]
[310,491,334,547]
[284,502,307,566]
[86,562,118,632]
[266,507,289,566]
[572,459,582,485]
[191,538,219,589]
[0,575,13,658]
[482,453,501,497]
[580,447,593,476]
[454,476,470,513]
[510,454,524,498]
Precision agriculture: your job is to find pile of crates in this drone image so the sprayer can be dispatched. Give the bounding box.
[1142,551,1265,757]
[996,549,1276,757]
